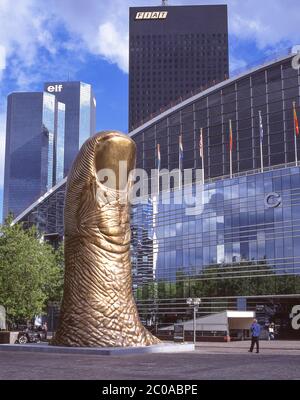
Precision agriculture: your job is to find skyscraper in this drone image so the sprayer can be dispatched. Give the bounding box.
[3,92,65,219]
[3,81,96,220]
[44,81,96,176]
[129,4,229,130]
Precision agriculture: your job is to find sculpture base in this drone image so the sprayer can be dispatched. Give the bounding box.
[0,342,195,356]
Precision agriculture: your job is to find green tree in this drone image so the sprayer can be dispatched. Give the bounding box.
[45,241,64,303]
[0,219,64,326]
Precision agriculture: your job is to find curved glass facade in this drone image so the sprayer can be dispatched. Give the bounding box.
[128,52,300,337]
[16,179,66,247]
[131,166,300,336]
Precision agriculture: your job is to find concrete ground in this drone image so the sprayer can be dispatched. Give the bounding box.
[0,341,299,380]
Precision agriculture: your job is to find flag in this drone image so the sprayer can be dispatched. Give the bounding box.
[156,143,161,170]
[179,134,183,164]
[259,111,264,143]
[294,102,299,136]
[199,129,204,159]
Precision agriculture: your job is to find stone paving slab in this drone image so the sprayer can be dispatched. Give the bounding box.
[196,340,300,351]
[0,348,299,380]
[0,342,194,356]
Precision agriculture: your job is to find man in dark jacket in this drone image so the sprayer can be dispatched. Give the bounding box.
[248,319,261,353]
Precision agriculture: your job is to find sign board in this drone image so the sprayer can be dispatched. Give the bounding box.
[173,323,184,342]
[135,11,168,20]
[264,192,282,208]
[0,306,6,330]
[46,84,63,93]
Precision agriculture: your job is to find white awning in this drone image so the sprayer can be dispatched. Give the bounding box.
[161,310,255,332]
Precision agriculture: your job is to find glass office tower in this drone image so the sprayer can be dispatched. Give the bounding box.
[44,81,96,176]
[3,92,64,219]
[3,81,96,220]
[129,5,229,130]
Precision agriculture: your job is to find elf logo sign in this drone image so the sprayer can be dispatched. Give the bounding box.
[47,84,63,93]
[135,11,168,20]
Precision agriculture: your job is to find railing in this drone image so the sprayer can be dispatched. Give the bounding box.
[206,160,299,186]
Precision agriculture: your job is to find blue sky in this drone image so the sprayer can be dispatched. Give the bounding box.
[1,0,300,221]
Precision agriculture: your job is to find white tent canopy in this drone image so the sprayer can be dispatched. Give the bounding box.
[161,310,255,333]
[0,306,6,330]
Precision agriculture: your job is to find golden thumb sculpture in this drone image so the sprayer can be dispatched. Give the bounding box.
[52,131,160,347]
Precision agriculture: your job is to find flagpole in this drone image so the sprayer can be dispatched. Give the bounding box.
[294,101,298,166]
[229,120,233,179]
[179,134,182,190]
[178,137,181,190]
[260,139,264,173]
[259,111,264,173]
[200,128,205,184]
[157,144,160,197]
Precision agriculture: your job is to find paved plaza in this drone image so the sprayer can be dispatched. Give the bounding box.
[0,341,299,380]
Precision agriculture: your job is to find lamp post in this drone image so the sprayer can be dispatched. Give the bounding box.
[186,298,201,345]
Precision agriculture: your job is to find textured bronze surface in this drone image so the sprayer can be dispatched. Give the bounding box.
[52,131,160,347]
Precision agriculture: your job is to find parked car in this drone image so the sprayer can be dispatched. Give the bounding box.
[15,327,43,344]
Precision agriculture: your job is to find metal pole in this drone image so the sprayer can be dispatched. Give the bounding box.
[259,110,264,173]
[230,149,232,179]
[294,102,298,166]
[193,306,196,345]
[229,120,233,179]
[260,140,264,173]
[178,138,182,191]
[295,131,298,166]
[201,128,205,184]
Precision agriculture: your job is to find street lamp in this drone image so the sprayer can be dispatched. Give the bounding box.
[186,298,201,345]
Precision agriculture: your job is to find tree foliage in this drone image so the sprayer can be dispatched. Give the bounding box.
[0,218,64,326]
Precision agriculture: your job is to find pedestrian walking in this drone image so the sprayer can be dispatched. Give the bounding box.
[248,318,261,353]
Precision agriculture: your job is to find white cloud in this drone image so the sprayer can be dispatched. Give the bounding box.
[0,44,5,81]
[0,0,55,70]
[0,45,5,70]
[47,0,132,73]
[47,0,300,74]
[179,0,300,49]
[0,0,300,83]
[1,0,300,81]
[96,22,128,73]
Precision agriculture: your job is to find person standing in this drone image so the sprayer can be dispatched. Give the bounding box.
[248,319,261,353]
[268,323,275,341]
[42,322,48,340]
